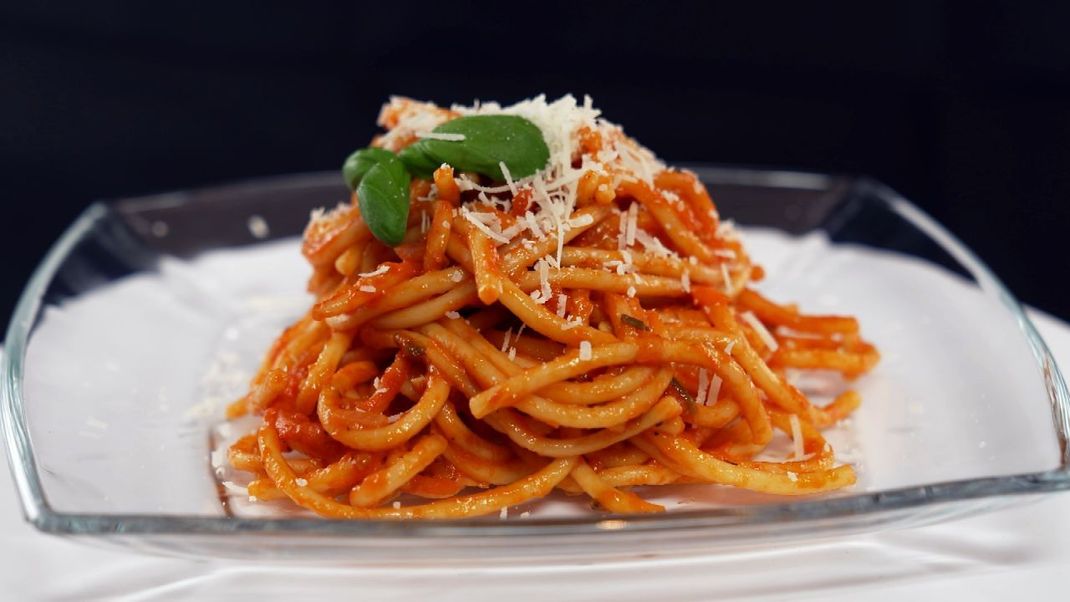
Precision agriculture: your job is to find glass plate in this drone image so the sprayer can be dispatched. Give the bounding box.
[3,167,1069,563]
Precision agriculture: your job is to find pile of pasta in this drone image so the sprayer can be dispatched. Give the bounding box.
[226,97,879,519]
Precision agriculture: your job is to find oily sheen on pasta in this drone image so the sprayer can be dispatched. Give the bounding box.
[226,95,880,518]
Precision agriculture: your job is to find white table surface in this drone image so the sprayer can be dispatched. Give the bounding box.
[3,308,1069,601]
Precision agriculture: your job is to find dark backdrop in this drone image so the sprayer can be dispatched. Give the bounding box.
[3,1,1070,333]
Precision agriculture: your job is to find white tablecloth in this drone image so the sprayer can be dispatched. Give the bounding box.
[3,309,1069,600]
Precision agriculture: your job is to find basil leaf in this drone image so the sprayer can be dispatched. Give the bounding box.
[403,115,549,181]
[343,147,396,190]
[357,153,411,246]
[397,143,441,180]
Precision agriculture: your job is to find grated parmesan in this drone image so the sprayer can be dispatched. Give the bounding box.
[789,414,804,460]
[579,340,593,361]
[359,285,377,293]
[417,183,439,202]
[461,207,512,244]
[696,368,709,405]
[560,316,583,330]
[707,375,722,406]
[500,161,518,196]
[445,311,461,319]
[524,211,545,238]
[716,219,738,240]
[359,264,391,278]
[741,311,779,352]
[635,229,676,258]
[536,258,552,302]
[625,203,639,246]
[416,131,465,141]
[569,214,594,228]
[604,260,627,275]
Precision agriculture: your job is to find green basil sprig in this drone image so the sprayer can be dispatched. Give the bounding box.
[343,147,396,191]
[341,114,550,246]
[353,150,411,246]
[398,115,550,181]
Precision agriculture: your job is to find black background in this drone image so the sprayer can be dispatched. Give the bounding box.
[3,1,1070,335]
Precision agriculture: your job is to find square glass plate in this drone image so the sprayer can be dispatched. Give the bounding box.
[3,167,1069,564]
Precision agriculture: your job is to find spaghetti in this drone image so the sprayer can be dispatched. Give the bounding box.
[226,95,879,518]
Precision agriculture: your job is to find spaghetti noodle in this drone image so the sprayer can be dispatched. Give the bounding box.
[226,95,879,518]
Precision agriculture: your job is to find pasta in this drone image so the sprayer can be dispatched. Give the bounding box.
[225,95,880,518]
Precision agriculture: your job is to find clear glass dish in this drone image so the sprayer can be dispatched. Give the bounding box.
[2,167,1068,564]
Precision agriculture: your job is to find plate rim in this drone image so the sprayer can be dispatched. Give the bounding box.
[3,166,1069,539]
